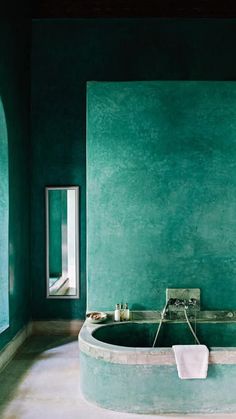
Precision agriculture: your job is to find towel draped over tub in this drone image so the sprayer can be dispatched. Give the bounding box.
[172,344,209,379]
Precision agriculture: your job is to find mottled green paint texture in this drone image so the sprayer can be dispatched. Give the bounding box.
[80,351,236,413]
[0,20,31,351]
[32,19,236,319]
[49,191,63,275]
[0,98,9,332]
[87,81,236,311]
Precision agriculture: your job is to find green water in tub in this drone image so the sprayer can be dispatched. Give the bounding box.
[92,322,236,348]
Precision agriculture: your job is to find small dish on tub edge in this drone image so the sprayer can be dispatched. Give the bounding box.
[86,311,108,324]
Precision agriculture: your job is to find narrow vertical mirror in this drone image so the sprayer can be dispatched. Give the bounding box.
[46,186,79,298]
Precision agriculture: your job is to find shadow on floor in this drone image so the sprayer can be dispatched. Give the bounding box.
[0,335,78,417]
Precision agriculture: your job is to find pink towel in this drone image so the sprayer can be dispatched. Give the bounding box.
[172,345,209,379]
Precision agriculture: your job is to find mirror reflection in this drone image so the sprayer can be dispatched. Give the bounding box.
[46,186,79,298]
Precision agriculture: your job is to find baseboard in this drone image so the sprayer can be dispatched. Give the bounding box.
[0,322,32,373]
[32,320,84,335]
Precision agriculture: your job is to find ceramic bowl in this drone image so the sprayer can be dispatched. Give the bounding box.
[86,311,107,324]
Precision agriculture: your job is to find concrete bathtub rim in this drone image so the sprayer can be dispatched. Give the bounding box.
[78,320,236,365]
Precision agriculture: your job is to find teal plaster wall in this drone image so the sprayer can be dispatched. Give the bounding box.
[0,97,9,333]
[49,191,63,276]
[0,20,31,350]
[87,81,236,311]
[31,19,236,319]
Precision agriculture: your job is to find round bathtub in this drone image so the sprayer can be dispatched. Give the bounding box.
[79,320,236,414]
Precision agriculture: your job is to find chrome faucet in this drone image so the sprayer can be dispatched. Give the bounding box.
[168,298,197,309]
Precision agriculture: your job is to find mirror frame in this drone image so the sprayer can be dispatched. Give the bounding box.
[45,186,80,299]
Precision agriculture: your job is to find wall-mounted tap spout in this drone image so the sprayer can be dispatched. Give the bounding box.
[152,292,201,348]
[168,297,198,309]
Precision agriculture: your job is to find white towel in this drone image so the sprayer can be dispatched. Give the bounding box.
[172,345,209,379]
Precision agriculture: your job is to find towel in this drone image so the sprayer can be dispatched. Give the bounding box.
[172,345,209,379]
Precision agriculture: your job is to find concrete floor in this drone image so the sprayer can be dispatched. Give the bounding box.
[0,336,236,419]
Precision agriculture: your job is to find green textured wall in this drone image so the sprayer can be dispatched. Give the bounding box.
[49,191,62,276]
[0,98,9,332]
[0,20,30,350]
[87,81,236,311]
[31,19,236,319]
